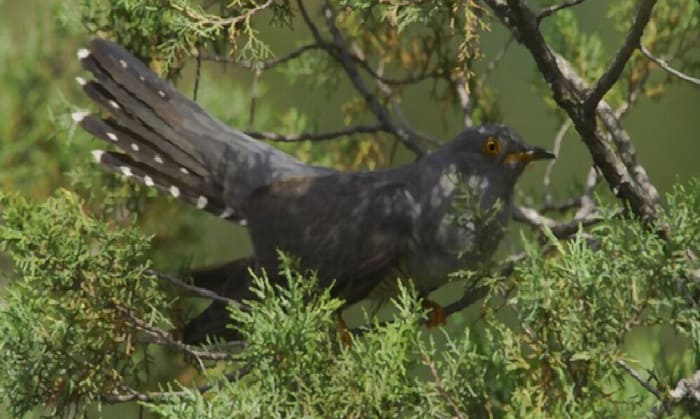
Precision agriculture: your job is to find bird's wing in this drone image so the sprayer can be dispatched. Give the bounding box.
[75,38,330,223]
[242,173,418,304]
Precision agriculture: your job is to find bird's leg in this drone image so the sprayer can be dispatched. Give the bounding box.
[421,299,447,328]
[336,313,352,346]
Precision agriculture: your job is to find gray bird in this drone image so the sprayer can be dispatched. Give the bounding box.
[73,39,554,343]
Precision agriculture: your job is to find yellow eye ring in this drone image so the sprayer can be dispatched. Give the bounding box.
[482,138,502,156]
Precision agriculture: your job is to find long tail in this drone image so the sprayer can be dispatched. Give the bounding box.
[74,38,326,223]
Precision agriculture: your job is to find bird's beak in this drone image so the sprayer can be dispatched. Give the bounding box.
[503,146,556,165]
[527,146,556,162]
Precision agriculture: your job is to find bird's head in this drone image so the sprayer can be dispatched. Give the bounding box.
[443,124,555,181]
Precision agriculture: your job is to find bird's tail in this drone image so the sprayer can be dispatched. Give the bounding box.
[74,39,249,221]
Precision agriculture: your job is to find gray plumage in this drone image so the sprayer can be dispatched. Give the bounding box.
[74,39,554,343]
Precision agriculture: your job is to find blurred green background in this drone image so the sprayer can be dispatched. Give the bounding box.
[0,0,698,416]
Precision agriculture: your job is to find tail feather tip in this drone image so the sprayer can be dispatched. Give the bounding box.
[91,149,104,162]
[72,111,89,123]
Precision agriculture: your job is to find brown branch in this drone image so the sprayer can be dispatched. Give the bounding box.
[476,35,514,91]
[584,0,658,112]
[245,124,388,142]
[117,306,241,367]
[536,0,586,25]
[543,119,573,205]
[616,359,673,414]
[639,44,700,86]
[422,354,467,419]
[150,269,246,308]
[345,48,444,86]
[296,0,428,156]
[483,0,660,223]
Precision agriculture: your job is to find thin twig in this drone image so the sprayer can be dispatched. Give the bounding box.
[484,0,660,222]
[296,0,428,156]
[119,307,240,364]
[423,354,467,419]
[536,0,586,25]
[476,35,513,91]
[543,119,573,205]
[193,48,202,101]
[639,44,700,86]
[617,359,673,414]
[149,269,246,308]
[246,124,388,142]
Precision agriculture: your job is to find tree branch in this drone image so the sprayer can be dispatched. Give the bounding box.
[483,0,660,223]
[584,0,658,112]
[296,0,429,156]
[117,306,241,368]
[245,124,388,142]
[422,354,467,419]
[150,269,246,308]
[616,359,673,414]
[639,44,700,86]
[536,0,586,25]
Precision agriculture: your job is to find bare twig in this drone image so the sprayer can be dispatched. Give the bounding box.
[423,354,467,419]
[584,0,658,111]
[193,48,202,101]
[617,359,673,414]
[639,44,700,86]
[149,269,246,308]
[536,0,586,25]
[296,0,429,156]
[543,119,573,205]
[245,124,388,142]
[476,35,513,91]
[372,58,443,147]
[119,307,240,365]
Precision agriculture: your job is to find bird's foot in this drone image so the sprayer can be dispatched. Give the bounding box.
[422,299,447,328]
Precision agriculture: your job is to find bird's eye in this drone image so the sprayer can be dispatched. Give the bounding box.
[482,138,502,156]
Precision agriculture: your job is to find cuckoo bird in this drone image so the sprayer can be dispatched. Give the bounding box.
[73,39,554,343]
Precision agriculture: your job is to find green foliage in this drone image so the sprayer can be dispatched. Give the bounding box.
[0,181,699,416]
[0,191,173,417]
[80,0,292,76]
